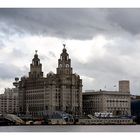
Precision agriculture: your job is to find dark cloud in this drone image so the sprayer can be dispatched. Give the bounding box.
[108,9,140,35]
[0,8,137,39]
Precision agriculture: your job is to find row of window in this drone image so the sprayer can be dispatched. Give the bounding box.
[28,106,44,111]
[26,90,44,93]
[107,107,129,110]
[26,94,44,99]
[107,102,128,106]
[107,100,128,102]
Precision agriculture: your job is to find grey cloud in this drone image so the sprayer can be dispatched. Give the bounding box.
[0,63,27,79]
[49,51,56,58]
[0,41,5,48]
[74,58,140,93]
[108,9,140,35]
[39,54,50,61]
[11,48,28,58]
[0,8,135,39]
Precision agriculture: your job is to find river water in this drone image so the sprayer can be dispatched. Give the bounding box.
[0,125,139,132]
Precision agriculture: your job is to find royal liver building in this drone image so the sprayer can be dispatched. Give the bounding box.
[16,45,82,117]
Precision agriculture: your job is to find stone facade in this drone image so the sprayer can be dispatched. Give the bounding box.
[83,81,131,116]
[0,88,19,114]
[17,46,82,117]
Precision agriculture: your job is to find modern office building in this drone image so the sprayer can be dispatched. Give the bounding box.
[83,80,131,116]
[0,88,19,114]
[16,46,82,117]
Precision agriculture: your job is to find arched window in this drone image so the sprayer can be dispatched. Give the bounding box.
[59,64,62,68]
[36,61,38,65]
[32,61,34,65]
[66,64,69,67]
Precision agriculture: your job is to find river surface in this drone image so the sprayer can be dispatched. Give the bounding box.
[0,125,140,132]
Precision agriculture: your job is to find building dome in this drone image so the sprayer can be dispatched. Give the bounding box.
[48,71,55,76]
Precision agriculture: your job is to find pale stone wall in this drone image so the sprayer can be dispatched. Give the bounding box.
[0,88,19,114]
[18,48,82,117]
[83,90,131,116]
[119,80,130,93]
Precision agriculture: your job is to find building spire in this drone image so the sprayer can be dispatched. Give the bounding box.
[35,50,38,54]
[63,44,66,49]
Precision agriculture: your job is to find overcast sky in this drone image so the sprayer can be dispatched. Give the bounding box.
[0,8,140,94]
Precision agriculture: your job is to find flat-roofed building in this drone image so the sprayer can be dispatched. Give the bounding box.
[0,88,19,114]
[83,81,131,116]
